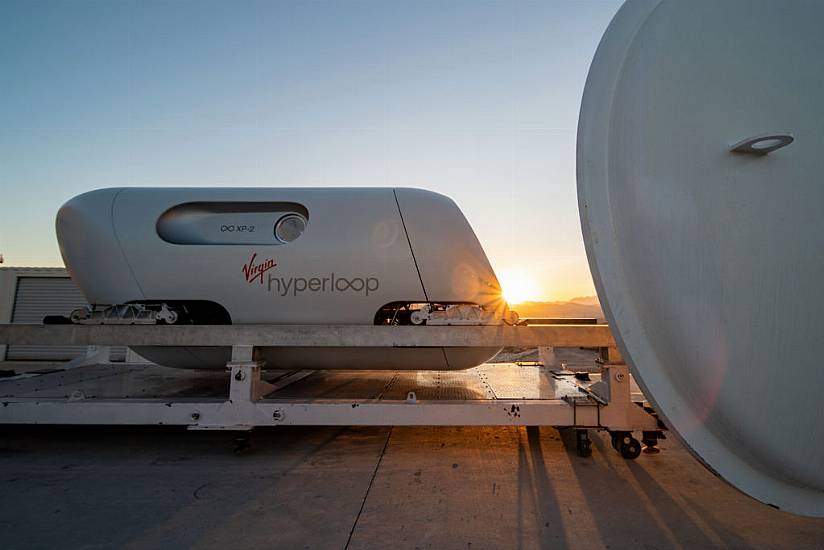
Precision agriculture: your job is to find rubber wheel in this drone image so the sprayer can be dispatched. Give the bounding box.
[619,437,642,460]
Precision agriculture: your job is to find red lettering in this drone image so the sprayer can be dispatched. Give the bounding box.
[242,253,277,284]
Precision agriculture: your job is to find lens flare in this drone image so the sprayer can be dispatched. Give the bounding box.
[496,269,540,305]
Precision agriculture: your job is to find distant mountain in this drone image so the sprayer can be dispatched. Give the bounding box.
[511,296,605,323]
[567,295,600,306]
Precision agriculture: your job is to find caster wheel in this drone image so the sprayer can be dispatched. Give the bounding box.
[611,434,620,451]
[642,431,662,454]
[619,436,642,460]
[576,430,592,457]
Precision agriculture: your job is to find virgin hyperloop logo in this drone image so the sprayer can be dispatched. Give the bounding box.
[242,253,277,284]
[242,251,381,295]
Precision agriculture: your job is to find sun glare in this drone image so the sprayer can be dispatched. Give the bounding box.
[497,269,540,305]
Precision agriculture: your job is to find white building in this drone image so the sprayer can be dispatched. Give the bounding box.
[0,267,126,362]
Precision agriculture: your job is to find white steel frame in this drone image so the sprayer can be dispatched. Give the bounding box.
[0,325,660,433]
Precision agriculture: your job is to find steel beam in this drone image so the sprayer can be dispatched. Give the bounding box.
[0,398,608,429]
[0,324,615,348]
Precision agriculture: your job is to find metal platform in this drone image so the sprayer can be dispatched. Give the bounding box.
[0,324,663,458]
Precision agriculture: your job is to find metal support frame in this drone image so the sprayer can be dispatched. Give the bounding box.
[0,324,659,439]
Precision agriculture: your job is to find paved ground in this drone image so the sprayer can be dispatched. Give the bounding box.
[1,424,822,549]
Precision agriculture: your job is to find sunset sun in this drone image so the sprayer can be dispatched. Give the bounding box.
[497,269,540,305]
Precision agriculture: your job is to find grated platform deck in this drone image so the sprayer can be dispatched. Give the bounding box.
[0,362,598,402]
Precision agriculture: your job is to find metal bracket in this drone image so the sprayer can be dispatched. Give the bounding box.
[586,364,655,431]
[227,346,273,403]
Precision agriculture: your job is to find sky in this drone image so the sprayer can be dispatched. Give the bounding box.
[0,0,622,302]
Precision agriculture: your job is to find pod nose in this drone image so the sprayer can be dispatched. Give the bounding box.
[55,188,144,303]
[56,188,119,265]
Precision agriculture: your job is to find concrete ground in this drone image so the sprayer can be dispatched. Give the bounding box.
[1,424,822,549]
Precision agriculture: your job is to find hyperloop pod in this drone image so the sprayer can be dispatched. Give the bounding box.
[578,0,824,516]
[56,187,511,370]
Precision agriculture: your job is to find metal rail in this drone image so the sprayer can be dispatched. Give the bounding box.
[0,324,615,348]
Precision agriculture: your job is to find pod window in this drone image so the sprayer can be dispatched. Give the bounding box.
[157,201,309,245]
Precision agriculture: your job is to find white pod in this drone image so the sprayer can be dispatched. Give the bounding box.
[579,0,824,516]
[56,187,508,369]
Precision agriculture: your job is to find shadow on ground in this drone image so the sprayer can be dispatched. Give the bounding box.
[1,425,822,549]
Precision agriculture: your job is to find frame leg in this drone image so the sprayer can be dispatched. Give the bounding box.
[227,345,273,403]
